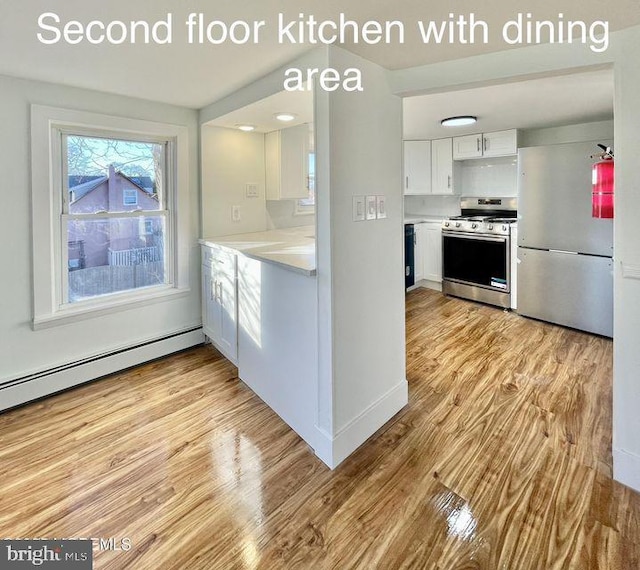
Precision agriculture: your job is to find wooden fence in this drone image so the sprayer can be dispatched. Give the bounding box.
[108,246,162,266]
[68,261,165,301]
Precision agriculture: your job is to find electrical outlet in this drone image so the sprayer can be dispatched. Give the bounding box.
[376,195,387,219]
[353,196,365,221]
[366,196,377,220]
[232,205,241,222]
[245,183,259,198]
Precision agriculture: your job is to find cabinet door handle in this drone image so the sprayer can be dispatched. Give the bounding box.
[447,175,451,188]
[405,176,409,189]
[484,137,489,152]
[476,137,480,152]
[217,282,223,302]
[210,279,215,301]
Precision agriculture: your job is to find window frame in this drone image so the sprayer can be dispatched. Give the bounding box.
[122,188,139,207]
[31,105,191,330]
[294,150,316,216]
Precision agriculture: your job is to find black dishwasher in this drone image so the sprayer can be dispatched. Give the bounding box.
[405,224,415,290]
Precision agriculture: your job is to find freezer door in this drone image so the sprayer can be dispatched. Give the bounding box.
[518,142,613,257]
[517,247,613,337]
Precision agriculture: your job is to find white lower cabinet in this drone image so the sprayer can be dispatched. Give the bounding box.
[424,223,443,283]
[414,224,426,282]
[413,222,442,288]
[202,245,238,364]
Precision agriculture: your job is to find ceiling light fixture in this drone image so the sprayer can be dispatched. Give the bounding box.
[236,124,256,132]
[275,113,297,122]
[441,115,477,127]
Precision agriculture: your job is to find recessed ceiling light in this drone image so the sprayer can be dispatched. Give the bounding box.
[441,115,478,127]
[275,113,297,122]
[236,124,256,132]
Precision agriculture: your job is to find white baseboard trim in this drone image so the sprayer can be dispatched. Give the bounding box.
[613,447,640,493]
[313,426,334,468]
[322,380,408,469]
[0,328,204,412]
[421,280,443,292]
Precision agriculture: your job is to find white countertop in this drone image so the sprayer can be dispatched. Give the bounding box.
[199,226,316,276]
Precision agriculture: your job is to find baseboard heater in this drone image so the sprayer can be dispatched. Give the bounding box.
[0,327,205,413]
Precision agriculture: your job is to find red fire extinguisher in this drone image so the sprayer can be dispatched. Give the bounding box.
[592,144,614,219]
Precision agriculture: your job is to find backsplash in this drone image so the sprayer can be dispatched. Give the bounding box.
[266,199,315,229]
[404,195,461,217]
[455,156,518,197]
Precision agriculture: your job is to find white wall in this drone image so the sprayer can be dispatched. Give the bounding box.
[201,125,315,236]
[389,27,640,492]
[324,48,407,460]
[199,48,407,467]
[520,120,614,147]
[0,74,201,386]
[611,27,640,491]
[201,126,267,237]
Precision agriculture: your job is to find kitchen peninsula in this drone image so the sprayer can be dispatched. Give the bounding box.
[199,226,320,455]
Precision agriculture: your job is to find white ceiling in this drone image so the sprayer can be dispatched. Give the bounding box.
[1,1,637,108]
[205,89,313,133]
[403,69,614,140]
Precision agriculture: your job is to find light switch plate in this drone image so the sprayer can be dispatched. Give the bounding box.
[245,183,259,198]
[232,205,241,222]
[376,195,387,219]
[366,195,377,220]
[353,196,365,222]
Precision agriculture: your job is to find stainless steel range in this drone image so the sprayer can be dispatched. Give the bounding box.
[442,197,517,308]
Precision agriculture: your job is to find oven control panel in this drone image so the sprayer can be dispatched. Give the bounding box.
[442,219,513,236]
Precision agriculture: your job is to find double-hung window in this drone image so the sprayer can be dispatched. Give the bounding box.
[31,106,190,328]
[60,132,170,303]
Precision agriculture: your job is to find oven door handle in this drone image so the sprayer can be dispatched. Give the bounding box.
[442,231,507,243]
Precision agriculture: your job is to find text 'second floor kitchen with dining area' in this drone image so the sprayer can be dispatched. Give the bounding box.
[0,287,636,569]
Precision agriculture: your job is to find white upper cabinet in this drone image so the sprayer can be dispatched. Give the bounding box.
[266,124,310,200]
[453,134,483,159]
[453,129,518,160]
[482,129,518,157]
[405,139,455,195]
[431,138,454,195]
[404,140,432,194]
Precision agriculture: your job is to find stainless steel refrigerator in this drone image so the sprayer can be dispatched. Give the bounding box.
[517,141,613,337]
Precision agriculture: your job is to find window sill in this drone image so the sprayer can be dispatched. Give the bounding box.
[32,286,191,331]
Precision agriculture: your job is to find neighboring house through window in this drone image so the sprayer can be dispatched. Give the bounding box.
[31,105,190,328]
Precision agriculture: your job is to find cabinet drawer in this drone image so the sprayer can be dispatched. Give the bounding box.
[202,245,232,266]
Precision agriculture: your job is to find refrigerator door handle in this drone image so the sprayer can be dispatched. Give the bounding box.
[549,249,579,255]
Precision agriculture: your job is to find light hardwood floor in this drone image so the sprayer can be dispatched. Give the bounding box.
[1,288,638,569]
